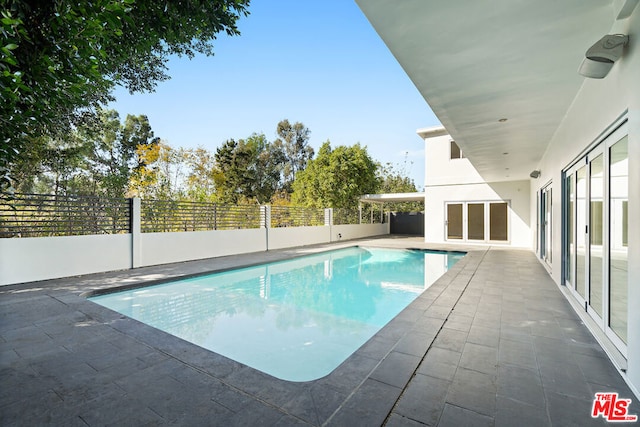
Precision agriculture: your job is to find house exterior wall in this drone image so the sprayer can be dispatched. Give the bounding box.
[359,0,639,400]
[425,134,484,186]
[528,7,639,395]
[422,133,532,248]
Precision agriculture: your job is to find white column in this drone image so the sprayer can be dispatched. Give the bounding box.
[131,197,141,268]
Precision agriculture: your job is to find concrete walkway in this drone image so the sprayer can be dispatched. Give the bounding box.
[1,237,638,426]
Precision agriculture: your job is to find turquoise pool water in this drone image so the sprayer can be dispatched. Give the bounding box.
[90,246,464,381]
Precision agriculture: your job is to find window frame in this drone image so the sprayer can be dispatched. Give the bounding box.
[449,140,465,160]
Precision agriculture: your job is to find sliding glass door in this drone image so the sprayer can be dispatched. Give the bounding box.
[446,203,463,240]
[589,153,604,318]
[564,173,574,289]
[540,184,552,266]
[563,123,628,353]
[467,203,485,241]
[576,165,587,300]
[445,201,509,243]
[489,202,508,241]
[609,136,628,345]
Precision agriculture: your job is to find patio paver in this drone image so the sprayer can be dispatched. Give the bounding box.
[1,237,638,426]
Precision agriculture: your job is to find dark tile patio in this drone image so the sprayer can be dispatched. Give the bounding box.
[1,237,638,426]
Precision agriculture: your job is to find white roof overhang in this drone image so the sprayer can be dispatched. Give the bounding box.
[360,192,425,204]
[355,0,623,182]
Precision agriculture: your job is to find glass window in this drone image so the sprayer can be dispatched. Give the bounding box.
[576,165,587,299]
[489,202,508,241]
[541,186,552,264]
[447,204,463,239]
[565,173,574,287]
[467,203,485,240]
[609,136,628,343]
[450,141,464,159]
[589,155,604,317]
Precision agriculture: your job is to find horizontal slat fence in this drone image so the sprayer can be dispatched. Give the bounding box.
[333,208,360,225]
[1,194,387,237]
[0,193,130,237]
[140,199,261,232]
[270,206,324,228]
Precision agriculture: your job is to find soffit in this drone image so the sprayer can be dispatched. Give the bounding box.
[356,0,616,181]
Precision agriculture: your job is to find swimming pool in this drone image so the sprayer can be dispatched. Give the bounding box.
[90,246,464,381]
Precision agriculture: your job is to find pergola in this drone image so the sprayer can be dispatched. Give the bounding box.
[358,192,425,223]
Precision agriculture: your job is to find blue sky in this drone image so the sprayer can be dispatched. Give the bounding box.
[110,0,439,188]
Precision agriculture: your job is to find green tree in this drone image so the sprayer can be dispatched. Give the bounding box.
[212,134,286,204]
[246,133,286,203]
[185,147,217,201]
[82,110,157,197]
[25,135,92,195]
[8,109,157,196]
[275,119,314,192]
[212,138,254,204]
[379,162,422,212]
[292,142,380,209]
[1,0,250,190]
[129,141,187,199]
[7,134,83,194]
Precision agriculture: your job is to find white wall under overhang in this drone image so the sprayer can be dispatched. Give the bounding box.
[529,7,639,397]
[424,181,531,248]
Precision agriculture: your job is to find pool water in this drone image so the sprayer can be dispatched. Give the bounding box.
[90,246,464,381]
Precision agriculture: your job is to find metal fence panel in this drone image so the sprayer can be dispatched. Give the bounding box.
[1,193,385,237]
[0,193,130,237]
[140,199,261,232]
[270,206,325,228]
[333,208,360,225]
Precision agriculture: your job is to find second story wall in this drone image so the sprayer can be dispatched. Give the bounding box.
[425,134,484,186]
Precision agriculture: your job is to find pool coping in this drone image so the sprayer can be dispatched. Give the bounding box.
[73,239,482,426]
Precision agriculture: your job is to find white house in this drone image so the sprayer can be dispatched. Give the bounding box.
[356,0,640,396]
[418,126,531,248]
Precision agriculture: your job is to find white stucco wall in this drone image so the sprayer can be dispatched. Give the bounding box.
[424,181,531,248]
[422,132,531,248]
[0,221,391,286]
[139,229,267,267]
[425,134,485,185]
[0,234,132,286]
[529,7,639,396]
[268,226,331,250]
[332,223,389,242]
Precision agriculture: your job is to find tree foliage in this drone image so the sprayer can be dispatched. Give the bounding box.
[275,119,313,192]
[130,141,189,200]
[185,147,217,201]
[292,142,380,209]
[11,109,157,197]
[212,133,285,204]
[212,138,253,204]
[83,110,157,197]
[1,0,250,190]
[379,162,422,212]
[7,111,422,214]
